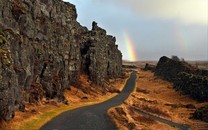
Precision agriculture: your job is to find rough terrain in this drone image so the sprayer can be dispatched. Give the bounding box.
[108,68,208,130]
[0,0,122,122]
[2,72,128,129]
[155,56,208,102]
[40,71,137,130]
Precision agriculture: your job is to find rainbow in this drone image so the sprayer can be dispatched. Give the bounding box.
[124,32,138,61]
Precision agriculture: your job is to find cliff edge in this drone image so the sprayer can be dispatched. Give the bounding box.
[0,0,122,121]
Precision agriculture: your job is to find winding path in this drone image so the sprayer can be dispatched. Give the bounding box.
[40,71,191,130]
[40,71,137,130]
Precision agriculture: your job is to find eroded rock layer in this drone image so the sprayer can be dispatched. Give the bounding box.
[0,0,122,121]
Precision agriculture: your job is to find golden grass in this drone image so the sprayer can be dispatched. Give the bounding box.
[108,69,208,130]
[19,97,115,130]
[108,106,129,130]
[133,104,170,118]
[3,73,130,130]
[108,104,175,130]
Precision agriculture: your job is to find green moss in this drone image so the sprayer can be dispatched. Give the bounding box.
[0,29,8,46]
[0,48,12,65]
[0,31,4,36]
[0,35,8,44]
[0,30,12,65]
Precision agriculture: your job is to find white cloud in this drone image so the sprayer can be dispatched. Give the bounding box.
[99,0,208,25]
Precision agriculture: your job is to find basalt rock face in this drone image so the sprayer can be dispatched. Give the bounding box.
[174,72,208,102]
[155,56,197,82]
[80,22,122,86]
[155,56,208,102]
[0,0,122,121]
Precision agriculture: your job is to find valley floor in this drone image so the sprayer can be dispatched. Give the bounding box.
[1,73,130,129]
[108,69,208,130]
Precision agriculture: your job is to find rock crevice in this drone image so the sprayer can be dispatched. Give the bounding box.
[0,0,122,121]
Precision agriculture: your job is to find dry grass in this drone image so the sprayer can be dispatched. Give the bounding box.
[108,69,208,130]
[134,115,156,124]
[2,73,129,129]
[108,105,174,130]
[135,69,208,129]
[133,103,170,118]
[136,88,150,94]
[127,106,156,124]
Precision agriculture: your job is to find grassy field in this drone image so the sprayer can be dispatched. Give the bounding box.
[108,69,208,130]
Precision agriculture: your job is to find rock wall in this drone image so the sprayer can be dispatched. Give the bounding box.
[174,72,208,102]
[80,22,122,86]
[0,0,122,121]
[155,56,208,102]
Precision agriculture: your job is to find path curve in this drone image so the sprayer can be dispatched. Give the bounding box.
[133,107,191,130]
[41,71,137,130]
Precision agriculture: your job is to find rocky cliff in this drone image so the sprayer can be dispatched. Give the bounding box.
[155,56,208,102]
[0,0,122,121]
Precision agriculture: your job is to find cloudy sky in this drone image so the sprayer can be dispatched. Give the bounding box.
[64,0,207,61]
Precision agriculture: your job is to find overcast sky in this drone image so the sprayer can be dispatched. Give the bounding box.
[64,0,207,61]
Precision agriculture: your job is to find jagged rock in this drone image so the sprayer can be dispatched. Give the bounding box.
[155,56,208,102]
[155,56,196,82]
[80,22,122,86]
[0,29,18,121]
[174,72,208,102]
[0,0,122,121]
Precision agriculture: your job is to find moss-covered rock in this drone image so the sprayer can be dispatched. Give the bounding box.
[0,31,7,45]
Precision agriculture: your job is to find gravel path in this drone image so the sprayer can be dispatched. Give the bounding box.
[40,71,137,130]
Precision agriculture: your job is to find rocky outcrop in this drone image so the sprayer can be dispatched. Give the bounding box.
[155,56,197,82]
[0,0,122,121]
[79,21,122,86]
[174,72,208,102]
[155,56,208,102]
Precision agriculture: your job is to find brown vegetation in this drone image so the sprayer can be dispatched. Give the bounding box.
[108,105,173,130]
[108,68,208,130]
[1,72,129,129]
